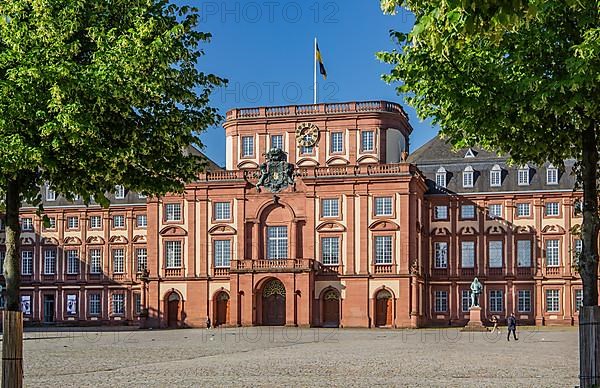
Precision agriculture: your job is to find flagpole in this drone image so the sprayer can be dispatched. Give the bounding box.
[313,37,317,104]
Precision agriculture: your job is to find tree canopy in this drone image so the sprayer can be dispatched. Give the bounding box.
[0,0,225,206]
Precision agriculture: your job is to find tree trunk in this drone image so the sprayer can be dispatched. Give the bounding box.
[2,178,23,388]
[579,123,599,388]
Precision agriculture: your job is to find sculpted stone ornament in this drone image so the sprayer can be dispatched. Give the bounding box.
[470,277,483,307]
[255,148,296,193]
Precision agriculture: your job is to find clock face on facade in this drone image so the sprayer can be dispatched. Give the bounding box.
[295,122,319,147]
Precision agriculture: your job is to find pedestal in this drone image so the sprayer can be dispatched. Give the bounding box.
[461,306,488,332]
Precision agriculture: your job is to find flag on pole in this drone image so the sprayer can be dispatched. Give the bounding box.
[316,43,327,80]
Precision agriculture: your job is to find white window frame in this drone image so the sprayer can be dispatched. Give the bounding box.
[546,289,560,312]
[434,242,448,269]
[435,167,447,188]
[136,248,148,272]
[322,198,340,218]
[114,185,125,199]
[361,130,374,152]
[112,249,125,274]
[113,215,125,228]
[374,197,393,216]
[214,202,231,221]
[21,218,33,232]
[330,132,344,153]
[214,240,231,268]
[490,165,501,187]
[165,241,183,268]
[89,293,101,315]
[518,290,531,312]
[89,249,102,274]
[90,216,102,229]
[461,290,471,312]
[21,251,33,275]
[517,240,532,267]
[461,241,475,268]
[461,205,475,219]
[462,166,474,188]
[516,203,530,217]
[546,165,559,185]
[165,203,182,222]
[434,291,448,313]
[488,204,503,218]
[321,237,340,265]
[434,205,448,220]
[66,250,79,275]
[270,134,283,150]
[241,136,254,157]
[545,202,559,216]
[545,239,560,267]
[44,249,56,275]
[112,293,125,315]
[46,185,56,201]
[67,216,79,229]
[518,165,530,186]
[489,290,504,312]
[488,241,503,268]
[374,235,393,265]
[136,214,148,228]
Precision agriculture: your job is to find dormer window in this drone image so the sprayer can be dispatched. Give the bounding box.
[463,166,474,188]
[464,148,477,158]
[114,185,125,199]
[435,167,447,188]
[490,165,502,187]
[518,165,530,186]
[547,164,559,185]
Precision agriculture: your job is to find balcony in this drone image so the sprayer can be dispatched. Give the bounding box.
[374,264,394,274]
[516,267,534,277]
[213,267,230,277]
[460,268,475,277]
[230,259,315,273]
[164,268,183,277]
[545,266,563,277]
[112,273,126,282]
[431,268,448,277]
[488,267,504,277]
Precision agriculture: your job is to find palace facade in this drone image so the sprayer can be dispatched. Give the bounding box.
[1,100,584,328]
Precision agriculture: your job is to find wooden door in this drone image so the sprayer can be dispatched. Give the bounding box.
[167,299,179,328]
[376,298,388,327]
[322,290,340,327]
[216,293,230,326]
[263,294,285,325]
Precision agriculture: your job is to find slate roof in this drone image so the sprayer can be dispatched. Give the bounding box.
[409,136,577,195]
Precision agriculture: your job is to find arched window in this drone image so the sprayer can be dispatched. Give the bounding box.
[436,167,447,188]
[546,164,559,185]
[518,164,530,186]
[463,166,474,188]
[490,164,502,187]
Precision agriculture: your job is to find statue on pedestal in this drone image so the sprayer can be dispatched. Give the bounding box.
[470,277,482,307]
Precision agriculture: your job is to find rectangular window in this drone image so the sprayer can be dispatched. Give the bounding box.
[374,236,393,264]
[112,294,124,315]
[89,293,101,315]
[546,239,560,267]
[518,290,531,312]
[67,216,79,229]
[461,205,475,219]
[488,204,503,218]
[214,202,231,221]
[134,293,142,315]
[546,289,560,312]
[330,132,343,153]
[576,289,583,312]
[490,170,501,187]
[435,291,448,312]
[434,205,448,220]
[488,241,503,268]
[435,172,446,188]
[241,136,254,157]
[518,169,529,185]
[374,197,393,216]
[21,251,33,275]
[270,134,283,150]
[112,249,125,274]
[301,143,314,155]
[463,171,473,188]
[89,216,101,229]
[165,241,182,268]
[89,249,102,274]
[489,290,503,312]
[267,226,288,260]
[165,203,182,221]
[21,218,33,231]
[114,185,125,199]
[66,250,79,274]
[113,215,125,228]
[46,186,56,201]
[136,248,147,273]
[47,217,56,229]
[516,203,530,217]
[461,290,471,312]
[136,214,147,228]
[461,241,475,268]
[547,168,558,185]
[434,242,448,269]
[44,249,56,275]
[322,198,339,218]
[575,239,583,255]
[545,202,559,216]
[361,131,374,152]
[321,237,340,265]
[517,240,532,267]
[214,240,231,267]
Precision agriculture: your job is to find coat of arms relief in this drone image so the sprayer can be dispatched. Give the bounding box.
[255,148,296,193]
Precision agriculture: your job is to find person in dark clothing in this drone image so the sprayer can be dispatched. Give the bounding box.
[507,313,518,341]
[206,316,212,329]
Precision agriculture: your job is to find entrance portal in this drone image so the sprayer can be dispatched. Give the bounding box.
[375,289,393,327]
[322,289,340,328]
[261,279,286,325]
[215,292,230,327]
[167,292,180,328]
[43,295,55,323]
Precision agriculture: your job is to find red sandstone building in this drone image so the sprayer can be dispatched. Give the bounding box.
[1,100,584,328]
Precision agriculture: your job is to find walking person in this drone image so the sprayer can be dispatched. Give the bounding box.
[490,315,501,334]
[507,313,518,341]
[206,316,212,329]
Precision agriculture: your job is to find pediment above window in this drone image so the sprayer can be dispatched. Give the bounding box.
[159,225,187,237]
[356,155,379,164]
[513,225,535,234]
[21,237,35,246]
[237,160,259,169]
[458,226,478,235]
[132,235,147,243]
[63,236,82,245]
[41,237,59,246]
[86,236,105,245]
[108,235,129,244]
[431,227,450,236]
[316,221,346,233]
[485,225,506,235]
[541,224,565,235]
[208,224,237,235]
[369,220,400,231]
[296,158,319,167]
[326,156,349,166]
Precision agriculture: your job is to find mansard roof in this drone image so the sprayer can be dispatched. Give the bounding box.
[409,135,577,194]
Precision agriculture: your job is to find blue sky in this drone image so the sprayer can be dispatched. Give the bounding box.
[191,0,438,166]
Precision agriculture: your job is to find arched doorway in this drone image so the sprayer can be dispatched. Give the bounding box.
[262,279,286,325]
[322,289,340,328]
[166,292,181,328]
[215,291,230,327]
[375,289,393,327]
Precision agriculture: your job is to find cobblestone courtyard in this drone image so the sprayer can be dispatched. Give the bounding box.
[12,326,577,387]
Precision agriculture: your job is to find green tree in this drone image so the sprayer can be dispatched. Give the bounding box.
[0,1,224,385]
[378,1,599,386]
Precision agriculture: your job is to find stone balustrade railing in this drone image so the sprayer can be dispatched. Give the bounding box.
[226,100,407,121]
